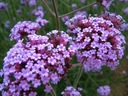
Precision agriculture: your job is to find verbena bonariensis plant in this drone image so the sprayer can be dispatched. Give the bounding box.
[0,0,127,96]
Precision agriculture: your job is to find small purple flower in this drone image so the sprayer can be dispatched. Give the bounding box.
[29,0,37,7]
[97,0,113,9]
[71,3,77,10]
[32,6,44,18]
[20,0,27,4]
[4,21,10,29]
[80,0,86,3]
[36,18,49,27]
[97,85,111,96]
[44,85,52,93]
[0,2,7,10]
[29,92,37,96]
[62,16,70,23]
[74,11,87,16]
[124,7,128,15]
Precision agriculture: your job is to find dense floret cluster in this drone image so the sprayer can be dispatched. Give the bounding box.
[10,21,40,41]
[97,85,111,96]
[61,86,82,96]
[65,15,125,72]
[0,30,75,95]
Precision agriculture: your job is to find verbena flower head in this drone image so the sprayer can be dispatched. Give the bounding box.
[29,0,37,7]
[61,86,82,96]
[97,85,111,96]
[97,0,113,9]
[0,2,7,10]
[4,21,10,29]
[65,15,126,72]
[32,6,44,18]
[10,21,40,41]
[0,30,75,95]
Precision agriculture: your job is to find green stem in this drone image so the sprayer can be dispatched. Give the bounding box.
[65,75,72,85]
[59,1,97,18]
[51,0,60,30]
[41,0,55,16]
[73,64,83,88]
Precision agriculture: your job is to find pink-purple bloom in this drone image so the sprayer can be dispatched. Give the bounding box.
[66,14,125,72]
[0,30,75,95]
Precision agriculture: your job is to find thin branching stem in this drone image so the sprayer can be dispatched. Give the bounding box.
[48,83,56,96]
[41,0,55,16]
[50,87,57,96]
[51,0,60,30]
[50,89,56,96]
[59,1,97,18]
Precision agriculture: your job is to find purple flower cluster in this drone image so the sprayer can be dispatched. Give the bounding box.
[10,21,40,41]
[20,0,37,7]
[97,0,113,9]
[32,6,49,27]
[0,2,7,10]
[32,6,44,19]
[0,30,75,95]
[97,85,111,96]
[61,86,82,96]
[65,15,125,72]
